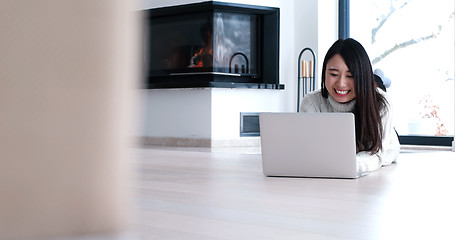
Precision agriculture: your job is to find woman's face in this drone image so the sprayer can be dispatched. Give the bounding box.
[325,54,356,103]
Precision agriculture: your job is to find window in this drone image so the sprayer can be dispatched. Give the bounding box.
[346,0,454,145]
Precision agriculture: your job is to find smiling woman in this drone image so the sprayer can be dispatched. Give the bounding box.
[300,38,400,174]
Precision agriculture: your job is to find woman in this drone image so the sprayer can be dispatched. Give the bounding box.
[300,38,400,174]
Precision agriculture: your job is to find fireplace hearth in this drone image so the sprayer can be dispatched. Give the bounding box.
[144,1,282,89]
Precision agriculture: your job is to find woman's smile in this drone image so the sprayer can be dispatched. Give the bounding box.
[334,89,350,96]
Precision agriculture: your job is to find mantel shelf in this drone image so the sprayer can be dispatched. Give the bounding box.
[145,82,285,90]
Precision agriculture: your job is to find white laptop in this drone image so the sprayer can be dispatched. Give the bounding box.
[259,112,366,179]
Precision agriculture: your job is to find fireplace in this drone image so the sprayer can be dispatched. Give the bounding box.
[143,1,283,89]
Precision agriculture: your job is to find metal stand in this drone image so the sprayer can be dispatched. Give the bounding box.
[297,48,316,112]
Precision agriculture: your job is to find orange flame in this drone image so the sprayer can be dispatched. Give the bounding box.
[189,47,212,68]
[189,31,213,68]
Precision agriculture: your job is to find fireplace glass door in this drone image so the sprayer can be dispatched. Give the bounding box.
[148,11,259,78]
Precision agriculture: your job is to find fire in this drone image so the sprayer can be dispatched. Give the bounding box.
[188,31,213,68]
[193,49,204,68]
[189,47,213,68]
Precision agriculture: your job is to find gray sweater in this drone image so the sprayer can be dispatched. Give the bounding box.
[300,89,400,174]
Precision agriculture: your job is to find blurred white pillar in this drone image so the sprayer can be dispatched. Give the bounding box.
[0,0,139,239]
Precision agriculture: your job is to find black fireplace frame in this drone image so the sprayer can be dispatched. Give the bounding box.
[143,1,283,89]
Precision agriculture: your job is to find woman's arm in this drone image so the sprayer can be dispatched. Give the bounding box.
[377,96,401,165]
[356,90,400,174]
[356,151,382,174]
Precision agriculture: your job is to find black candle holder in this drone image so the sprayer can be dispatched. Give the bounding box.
[297,48,316,112]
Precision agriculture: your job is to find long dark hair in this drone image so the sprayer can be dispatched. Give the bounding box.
[321,38,387,154]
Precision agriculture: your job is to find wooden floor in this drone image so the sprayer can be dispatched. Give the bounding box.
[69,147,455,240]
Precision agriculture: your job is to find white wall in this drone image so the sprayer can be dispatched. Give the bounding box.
[141,0,337,146]
[141,0,207,9]
[143,89,212,138]
[294,0,318,99]
[211,88,283,140]
[317,0,339,85]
